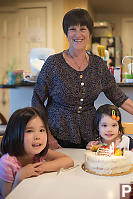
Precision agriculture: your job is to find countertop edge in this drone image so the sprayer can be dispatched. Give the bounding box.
[0,82,133,88]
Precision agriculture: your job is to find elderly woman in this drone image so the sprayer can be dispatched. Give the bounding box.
[32,8,133,149]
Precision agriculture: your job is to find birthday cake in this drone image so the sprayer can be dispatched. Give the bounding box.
[84,144,131,175]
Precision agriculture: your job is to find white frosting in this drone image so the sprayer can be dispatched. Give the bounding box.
[85,150,131,175]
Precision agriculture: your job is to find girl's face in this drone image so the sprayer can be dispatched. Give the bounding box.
[67,25,90,50]
[98,114,119,144]
[24,116,47,157]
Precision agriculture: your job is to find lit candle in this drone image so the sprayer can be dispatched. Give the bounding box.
[109,142,115,155]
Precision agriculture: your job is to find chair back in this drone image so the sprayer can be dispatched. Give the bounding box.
[0,112,7,125]
[122,122,133,134]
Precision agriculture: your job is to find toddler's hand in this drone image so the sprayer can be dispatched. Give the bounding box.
[86,141,99,149]
[115,136,122,147]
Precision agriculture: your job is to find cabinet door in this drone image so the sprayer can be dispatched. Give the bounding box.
[0,6,47,78]
[122,18,133,58]
[18,7,47,72]
[0,5,49,119]
[0,13,17,120]
[0,12,18,77]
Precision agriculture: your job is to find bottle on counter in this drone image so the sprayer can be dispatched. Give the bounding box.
[114,67,121,83]
[109,66,114,75]
[8,71,16,85]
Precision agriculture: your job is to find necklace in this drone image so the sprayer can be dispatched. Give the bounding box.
[67,50,88,71]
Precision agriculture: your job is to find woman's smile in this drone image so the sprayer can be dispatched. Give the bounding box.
[67,25,90,50]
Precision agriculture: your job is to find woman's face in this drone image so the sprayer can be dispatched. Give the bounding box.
[67,25,90,50]
[24,116,47,157]
[98,114,119,144]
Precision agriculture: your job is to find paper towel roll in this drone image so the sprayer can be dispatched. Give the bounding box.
[128,63,133,74]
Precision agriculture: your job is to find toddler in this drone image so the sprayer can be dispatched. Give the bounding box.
[0,107,74,198]
[86,104,133,150]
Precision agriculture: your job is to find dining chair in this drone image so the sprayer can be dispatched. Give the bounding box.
[0,135,2,157]
[122,122,133,136]
[0,112,7,125]
[0,113,7,157]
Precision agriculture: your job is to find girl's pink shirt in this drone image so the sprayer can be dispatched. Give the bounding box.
[0,153,46,199]
[0,154,22,183]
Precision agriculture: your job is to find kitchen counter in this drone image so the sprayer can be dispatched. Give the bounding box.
[0,81,35,88]
[0,82,133,122]
[1,82,133,88]
[118,83,133,87]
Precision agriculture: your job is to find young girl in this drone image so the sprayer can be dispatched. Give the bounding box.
[0,107,74,198]
[86,104,133,150]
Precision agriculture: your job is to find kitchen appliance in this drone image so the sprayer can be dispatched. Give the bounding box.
[30,48,55,76]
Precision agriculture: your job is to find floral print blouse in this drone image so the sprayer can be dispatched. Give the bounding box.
[32,52,128,145]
